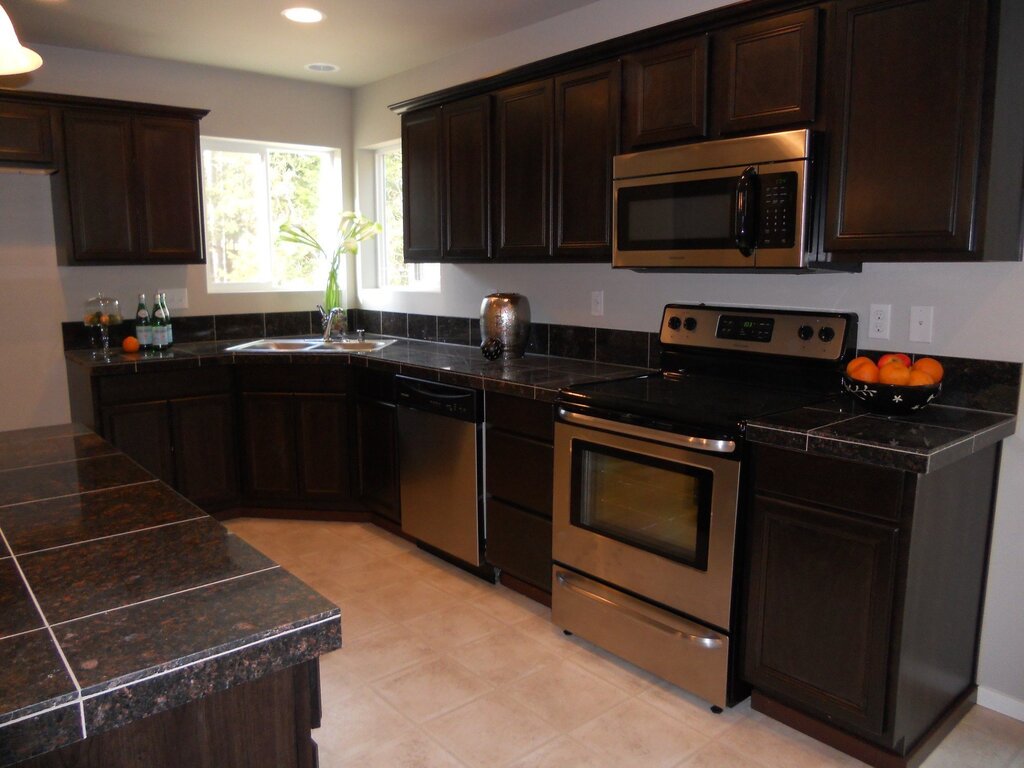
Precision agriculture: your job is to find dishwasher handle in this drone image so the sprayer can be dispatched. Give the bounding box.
[395,376,481,422]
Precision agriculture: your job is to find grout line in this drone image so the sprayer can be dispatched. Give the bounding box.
[16,515,209,558]
[0,479,159,510]
[50,565,281,629]
[0,698,81,732]
[0,526,87,740]
[0,450,120,473]
[0,625,51,644]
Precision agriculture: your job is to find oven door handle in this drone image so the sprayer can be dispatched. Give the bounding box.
[557,409,736,454]
[556,572,724,650]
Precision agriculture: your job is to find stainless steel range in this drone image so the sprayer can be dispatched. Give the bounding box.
[552,304,856,709]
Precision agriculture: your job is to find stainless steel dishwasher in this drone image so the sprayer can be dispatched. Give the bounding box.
[396,376,484,567]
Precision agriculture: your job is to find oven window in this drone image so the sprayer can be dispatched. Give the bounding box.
[570,441,712,569]
[617,176,737,250]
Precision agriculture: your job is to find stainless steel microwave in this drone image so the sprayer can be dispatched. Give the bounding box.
[612,129,812,269]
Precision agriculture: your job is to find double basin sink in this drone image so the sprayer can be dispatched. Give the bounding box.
[226,337,397,354]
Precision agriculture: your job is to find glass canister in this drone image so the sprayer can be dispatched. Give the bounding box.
[479,293,531,360]
[83,292,122,359]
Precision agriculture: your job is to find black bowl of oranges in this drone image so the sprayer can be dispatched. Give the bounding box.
[843,354,944,415]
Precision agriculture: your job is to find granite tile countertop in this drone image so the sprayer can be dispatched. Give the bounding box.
[0,425,341,766]
[65,336,1018,473]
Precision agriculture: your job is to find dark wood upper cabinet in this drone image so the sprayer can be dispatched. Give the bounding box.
[401,106,443,263]
[621,35,708,151]
[0,100,54,166]
[442,95,491,261]
[554,62,620,260]
[493,79,554,260]
[713,8,820,135]
[825,0,990,258]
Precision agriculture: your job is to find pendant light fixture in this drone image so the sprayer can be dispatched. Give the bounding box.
[0,3,41,75]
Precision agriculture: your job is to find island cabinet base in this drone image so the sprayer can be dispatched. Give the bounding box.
[751,688,977,768]
[20,661,322,768]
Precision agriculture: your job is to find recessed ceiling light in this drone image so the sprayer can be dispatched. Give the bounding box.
[305,62,338,73]
[282,7,324,23]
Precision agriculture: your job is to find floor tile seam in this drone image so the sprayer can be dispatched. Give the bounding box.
[77,611,338,703]
[0,525,87,740]
[17,514,210,558]
[49,564,282,629]
[0,479,160,510]
[373,671,495,726]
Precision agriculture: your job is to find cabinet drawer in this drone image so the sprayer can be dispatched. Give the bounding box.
[486,430,553,517]
[753,446,905,521]
[98,367,232,404]
[486,392,554,441]
[486,500,552,591]
[236,364,348,394]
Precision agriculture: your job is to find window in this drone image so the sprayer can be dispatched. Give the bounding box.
[201,138,342,292]
[375,145,439,289]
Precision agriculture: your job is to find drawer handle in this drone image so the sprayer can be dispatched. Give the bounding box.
[556,572,723,649]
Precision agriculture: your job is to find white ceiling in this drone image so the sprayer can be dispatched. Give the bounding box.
[3,0,603,88]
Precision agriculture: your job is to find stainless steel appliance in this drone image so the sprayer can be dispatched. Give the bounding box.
[613,129,813,269]
[397,376,484,567]
[552,304,856,709]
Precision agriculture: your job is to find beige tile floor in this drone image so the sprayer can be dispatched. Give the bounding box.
[225,518,1024,768]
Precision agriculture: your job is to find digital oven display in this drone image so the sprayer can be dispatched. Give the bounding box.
[717,315,774,343]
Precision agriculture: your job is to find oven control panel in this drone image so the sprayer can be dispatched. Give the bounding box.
[659,305,853,361]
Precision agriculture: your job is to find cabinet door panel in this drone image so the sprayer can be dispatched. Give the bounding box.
[134,116,204,263]
[241,393,297,499]
[295,394,351,501]
[554,63,619,260]
[356,400,400,522]
[169,394,238,508]
[744,496,897,734]
[402,107,442,263]
[0,101,53,164]
[102,400,174,483]
[486,431,553,517]
[622,35,708,150]
[825,0,987,254]
[494,80,553,259]
[62,110,137,261]
[443,96,490,261]
[715,9,819,134]
[486,499,552,591]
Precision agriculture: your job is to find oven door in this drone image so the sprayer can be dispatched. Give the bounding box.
[552,412,740,631]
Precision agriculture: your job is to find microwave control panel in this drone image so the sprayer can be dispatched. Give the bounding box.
[756,172,797,249]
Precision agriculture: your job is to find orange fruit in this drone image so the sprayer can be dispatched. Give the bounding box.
[879,361,911,385]
[845,356,875,378]
[878,352,911,368]
[851,363,879,383]
[122,336,140,353]
[907,370,935,387]
[912,357,944,383]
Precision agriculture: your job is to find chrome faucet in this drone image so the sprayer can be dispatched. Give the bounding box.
[318,305,343,342]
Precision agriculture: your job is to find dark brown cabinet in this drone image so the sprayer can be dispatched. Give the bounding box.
[744,444,1000,763]
[58,107,205,265]
[401,107,442,263]
[824,0,990,259]
[493,79,554,260]
[484,393,554,597]
[0,100,54,166]
[97,370,237,509]
[621,35,708,151]
[443,96,491,261]
[237,365,353,509]
[355,370,401,524]
[713,8,819,135]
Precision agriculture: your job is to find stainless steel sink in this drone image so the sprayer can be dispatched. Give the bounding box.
[225,337,396,354]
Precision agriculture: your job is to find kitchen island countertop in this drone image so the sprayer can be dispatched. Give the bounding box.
[0,424,341,766]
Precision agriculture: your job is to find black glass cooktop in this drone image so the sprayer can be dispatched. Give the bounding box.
[559,373,834,441]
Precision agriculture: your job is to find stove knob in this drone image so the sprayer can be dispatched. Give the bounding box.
[818,326,836,343]
[797,325,814,341]
[683,317,697,331]
[668,316,682,330]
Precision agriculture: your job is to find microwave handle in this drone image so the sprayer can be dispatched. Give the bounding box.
[734,166,758,257]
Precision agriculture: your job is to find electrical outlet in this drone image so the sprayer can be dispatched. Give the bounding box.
[909,305,934,343]
[869,304,891,340]
[591,290,604,317]
[159,288,189,310]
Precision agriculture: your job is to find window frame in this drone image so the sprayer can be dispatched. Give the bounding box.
[201,136,342,294]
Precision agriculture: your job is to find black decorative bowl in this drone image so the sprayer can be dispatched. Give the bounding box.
[843,376,942,415]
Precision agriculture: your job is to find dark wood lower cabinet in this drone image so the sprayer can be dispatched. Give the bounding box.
[296,394,351,500]
[102,399,174,483]
[744,444,1000,767]
[241,393,298,499]
[356,398,401,523]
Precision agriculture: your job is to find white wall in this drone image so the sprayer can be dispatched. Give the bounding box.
[0,44,353,430]
[351,0,1024,716]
